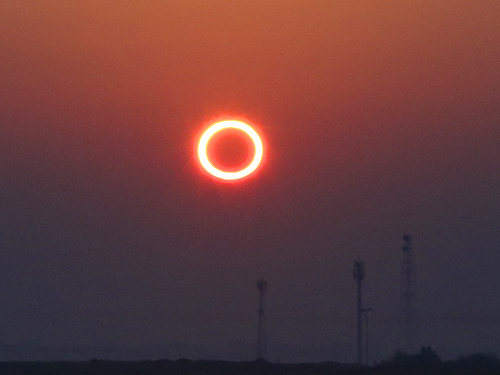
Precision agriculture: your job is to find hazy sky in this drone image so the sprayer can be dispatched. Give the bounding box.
[1,0,500,363]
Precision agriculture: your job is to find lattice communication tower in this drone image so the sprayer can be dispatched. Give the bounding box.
[399,234,417,352]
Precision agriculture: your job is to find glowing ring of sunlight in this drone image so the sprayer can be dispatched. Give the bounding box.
[198,120,264,181]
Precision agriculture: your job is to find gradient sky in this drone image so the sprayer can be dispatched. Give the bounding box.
[1,0,500,363]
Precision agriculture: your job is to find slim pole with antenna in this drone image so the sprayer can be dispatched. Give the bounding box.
[256,279,267,360]
[353,261,365,364]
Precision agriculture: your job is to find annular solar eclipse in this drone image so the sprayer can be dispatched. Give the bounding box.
[197,120,265,182]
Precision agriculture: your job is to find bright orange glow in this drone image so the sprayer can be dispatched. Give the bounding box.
[197,120,265,182]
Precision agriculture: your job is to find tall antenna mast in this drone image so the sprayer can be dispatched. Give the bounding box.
[362,307,372,365]
[256,279,267,359]
[353,261,365,364]
[399,234,416,352]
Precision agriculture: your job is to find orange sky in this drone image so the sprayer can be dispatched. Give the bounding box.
[3,1,499,116]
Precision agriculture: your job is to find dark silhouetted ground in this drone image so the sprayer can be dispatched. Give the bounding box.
[0,349,498,375]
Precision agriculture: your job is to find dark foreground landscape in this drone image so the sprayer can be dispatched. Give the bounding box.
[0,350,499,375]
